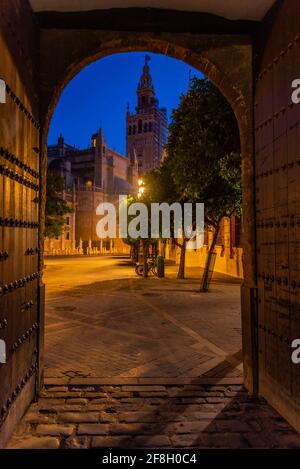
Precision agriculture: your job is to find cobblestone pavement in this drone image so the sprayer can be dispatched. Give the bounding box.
[44,256,243,380]
[8,259,300,449]
[7,384,300,449]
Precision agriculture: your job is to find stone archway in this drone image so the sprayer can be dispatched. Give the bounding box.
[38,31,256,393]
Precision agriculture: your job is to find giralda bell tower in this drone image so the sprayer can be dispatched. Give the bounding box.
[126,55,167,176]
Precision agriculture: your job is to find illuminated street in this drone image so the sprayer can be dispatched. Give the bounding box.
[8,259,300,449]
[44,255,243,381]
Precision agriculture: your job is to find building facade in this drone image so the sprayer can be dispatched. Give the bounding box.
[45,129,138,255]
[126,56,167,175]
[45,57,167,256]
[164,216,243,279]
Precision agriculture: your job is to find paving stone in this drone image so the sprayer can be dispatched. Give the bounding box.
[207,386,227,392]
[166,387,185,397]
[91,436,132,448]
[100,386,121,392]
[181,404,224,413]
[67,398,88,405]
[134,391,169,398]
[64,436,91,449]
[57,412,99,423]
[133,435,171,447]
[7,384,300,449]
[69,387,96,392]
[224,389,248,397]
[87,404,107,411]
[194,432,247,448]
[180,398,207,404]
[24,413,57,424]
[228,385,244,391]
[38,408,59,414]
[98,412,117,423]
[103,406,118,413]
[153,412,184,422]
[206,397,232,404]
[109,392,133,398]
[122,386,166,392]
[184,412,219,421]
[84,392,107,398]
[38,399,65,406]
[246,419,263,433]
[183,385,207,390]
[8,437,60,449]
[171,433,248,449]
[36,424,74,437]
[47,386,69,392]
[91,398,114,404]
[48,392,81,398]
[275,433,300,448]
[143,398,169,405]
[77,424,110,435]
[215,419,252,433]
[53,405,85,412]
[181,391,224,397]
[109,423,152,435]
[118,412,161,423]
[272,419,295,430]
[167,421,216,434]
[243,433,277,448]
[171,434,203,447]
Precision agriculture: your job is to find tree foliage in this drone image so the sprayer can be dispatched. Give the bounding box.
[167,77,242,290]
[45,171,71,239]
[167,77,241,221]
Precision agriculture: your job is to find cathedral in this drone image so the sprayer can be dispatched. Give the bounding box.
[45,57,166,255]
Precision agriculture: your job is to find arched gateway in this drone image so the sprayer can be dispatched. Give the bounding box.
[0,0,299,447]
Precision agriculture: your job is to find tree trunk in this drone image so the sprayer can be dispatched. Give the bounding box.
[177,240,186,280]
[130,245,134,262]
[142,239,149,278]
[135,242,139,262]
[200,222,220,292]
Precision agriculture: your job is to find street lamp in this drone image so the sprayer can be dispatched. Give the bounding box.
[137,179,145,198]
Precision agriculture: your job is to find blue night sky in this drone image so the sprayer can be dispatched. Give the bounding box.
[48,52,202,155]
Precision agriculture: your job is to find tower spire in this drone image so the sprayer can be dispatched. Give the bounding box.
[126,57,167,176]
[138,56,154,92]
[136,55,156,113]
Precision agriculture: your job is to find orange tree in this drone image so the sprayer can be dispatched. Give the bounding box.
[167,77,242,291]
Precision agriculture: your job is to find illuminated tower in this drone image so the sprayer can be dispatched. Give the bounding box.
[126,55,167,176]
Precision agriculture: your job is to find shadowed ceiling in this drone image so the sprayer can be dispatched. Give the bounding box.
[29,0,276,21]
